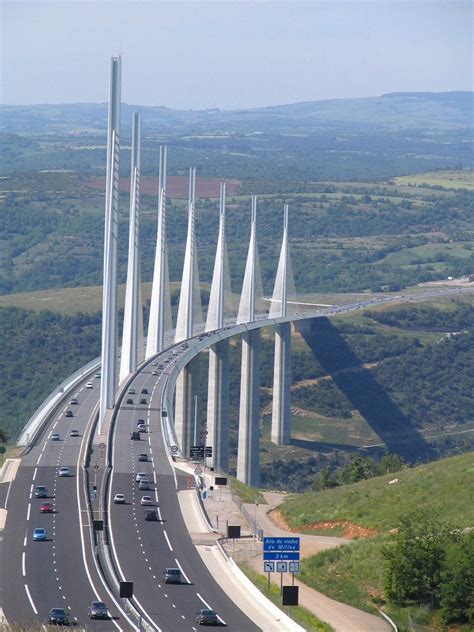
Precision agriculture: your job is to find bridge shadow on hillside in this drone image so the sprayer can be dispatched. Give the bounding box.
[297,317,433,462]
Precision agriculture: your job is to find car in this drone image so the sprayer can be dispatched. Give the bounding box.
[51,433,60,441]
[140,398,147,405]
[129,388,136,394]
[158,364,164,369]
[47,607,70,625]
[144,508,158,521]
[33,528,47,541]
[65,410,73,418]
[164,568,181,584]
[141,388,148,395]
[137,418,145,425]
[152,361,158,366]
[138,453,148,462]
[130,431,140,440]
[181,343,188,350]
[126,398,134,404]
[88,600,109,620]
[86,382,93,389]
[164,358,170,363]
[113,494,125,504]
[138,480,150,491]
[94,372,101,379]
[172,350,178,356]
[69,398,78,405]
[152,370,159,376]
[138,424,147,433]
[140,495,152,505]
[40,502,54,513]
[136,472,148,482]
[58,467,69,477]
[34,485,48,498]
[196,609,219,626]
[70,429,80,437]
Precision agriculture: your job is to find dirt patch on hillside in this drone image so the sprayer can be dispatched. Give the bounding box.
[269,508,377,539]
[85,175,239,198]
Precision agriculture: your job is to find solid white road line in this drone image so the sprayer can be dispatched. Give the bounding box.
[163,530,173,552]
[196,593,227,625]
[22,552,26,576]
[26,503,31,521]
[174,558,191,584]
[24,584,38,614]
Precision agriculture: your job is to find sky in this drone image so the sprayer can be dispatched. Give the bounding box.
[1,1,472,109]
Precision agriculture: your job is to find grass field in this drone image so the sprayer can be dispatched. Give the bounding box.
[394,170,474,190]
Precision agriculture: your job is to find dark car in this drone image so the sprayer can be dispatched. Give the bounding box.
[137,418,145,426]
[141,388,148,394]
[196,609,219,626]
[65,410,73,418]
[140,398,147,405]
[130,431,140,441]
[164,568,181,584]
[126,398,134,404]
[47,607,70,625]
[138,453,148,462]
[34,485,48,498]
[144,508,158,521]
[88,600,109,619]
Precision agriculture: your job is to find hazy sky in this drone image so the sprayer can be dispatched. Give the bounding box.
[1,1,472,109]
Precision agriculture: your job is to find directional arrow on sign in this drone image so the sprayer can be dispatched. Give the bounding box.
[264,561,274,573]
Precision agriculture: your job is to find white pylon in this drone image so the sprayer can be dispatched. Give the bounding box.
[99,55,121,431]
[206,183,233,331]
[146,146,171,358]
[270,204,291,318]
[120,113,143,383]
[175,167,202,341]
[237,195,263,324]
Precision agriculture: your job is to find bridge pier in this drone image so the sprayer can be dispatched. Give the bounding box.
[237,330,260,486]
[174,357,199,459]
[206,339,230,472]
[271,322,292,444]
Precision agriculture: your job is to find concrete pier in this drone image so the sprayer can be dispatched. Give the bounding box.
[237,330,260,486]
[271,322,292,444]
[206,339,230,472]
[174,358,199,459]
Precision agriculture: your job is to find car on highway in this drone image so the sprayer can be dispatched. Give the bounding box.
[137,418,145,425]
[129,388,136,394]
[34,485,48,498]
[40,502,54,513]
[136,472,148,482]
[86,382,93,389]
[69,398,78,405]
[196,609,219,626]
[130,431,140,440]
[158,364,164,369]
[51,433,60,441]
[137,423,147,433]
[65,410,73,418]
[152,361,158,366]
[33,528,47,541]
[138,480,150,491]
[94,372,101,379]
[58,466,69,477]
[126,398,134,404]
[88,600,109,620]
[138,453,148,462]
[140,398,147,405]
[144,508,158,521]
[47,607,70,625]
[152,370,159,376]
[164,568,181,584]
[141,388,148,394]
[70,429,80,437]
[140,495,152,505]
[113,494,125,504]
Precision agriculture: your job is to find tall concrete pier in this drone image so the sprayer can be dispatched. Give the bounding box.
[99,55,121,431]
[206,184,231,471]
[120,112,143,383]
[236,196,261,485]
[270,205,292,445]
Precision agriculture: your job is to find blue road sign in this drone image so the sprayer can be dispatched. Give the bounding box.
[276,561,287,573]
[288,561,300,573]
[263,561,275,573]
[264,552,300,561]
[263,537,300,552]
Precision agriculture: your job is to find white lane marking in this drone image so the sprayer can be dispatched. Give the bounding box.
[174,558,191,584]
[36,453,42,465]
[26,503,31,521]
[147,435,151,445]
[32,468,37,481]
[47,431,52,440]
[153,471,157,485]
[24,584,38,614]
[4,480,13,509]
[22,552,26,576]
[163,530,173,552]
[196,593,227,625]
[30,484,34,494]
[41,443,46,453]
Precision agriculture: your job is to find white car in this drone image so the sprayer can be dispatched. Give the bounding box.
[136,472,147,483]
[113,494,125,504]
[58,466,69,477]
[140,496,153,506]
[86,382,93,389]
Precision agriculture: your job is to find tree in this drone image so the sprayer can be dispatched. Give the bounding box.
[440,532,474,625]
[382,512,461,606]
